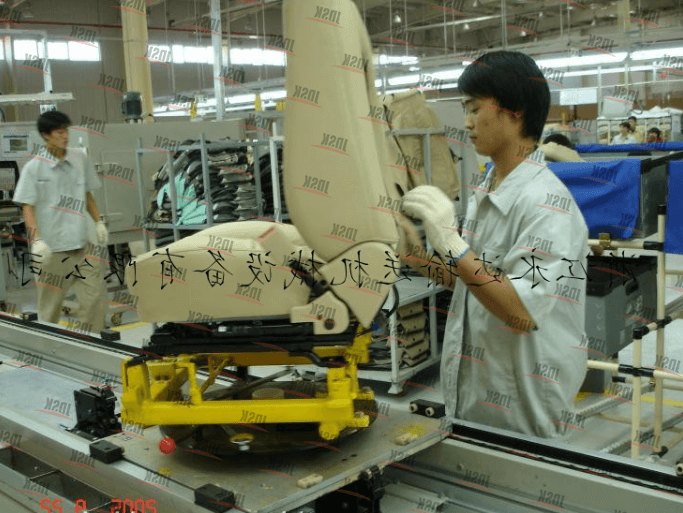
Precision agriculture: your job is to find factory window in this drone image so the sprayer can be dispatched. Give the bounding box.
[149,43,286,66]
[146,44,171,65]
[172,44,185,64]
[183,45,211,64]
[46,42,69,60]
[36,41,68,60]
[67,40,100,61]
[13,39,38,61]
[203,46,215,64]
[230,47,285,67]
[15,39,76,64]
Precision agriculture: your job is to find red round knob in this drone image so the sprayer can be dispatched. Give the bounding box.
[159,437,176,455]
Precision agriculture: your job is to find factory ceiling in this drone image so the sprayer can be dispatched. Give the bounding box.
[163,0,682,60]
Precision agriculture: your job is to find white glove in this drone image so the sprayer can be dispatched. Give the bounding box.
[32,239,52,264]
[96,221,108,246]
[401,185,470,263]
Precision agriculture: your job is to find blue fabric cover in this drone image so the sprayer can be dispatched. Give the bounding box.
[666,161,683,255]
[576,142,683,153]
[547,160,641,239]
[486,160,642,239]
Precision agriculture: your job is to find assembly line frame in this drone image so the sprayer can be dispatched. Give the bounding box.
[580,149,683,461]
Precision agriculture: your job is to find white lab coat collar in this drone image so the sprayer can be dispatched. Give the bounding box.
[473,149,546,216]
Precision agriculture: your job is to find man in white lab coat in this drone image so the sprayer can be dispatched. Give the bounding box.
[14,111,108,333]
[401,51,589,438]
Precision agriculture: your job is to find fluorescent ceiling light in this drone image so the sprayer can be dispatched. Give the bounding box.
[537,52,627,68]
[155,111,188,117]
[386,68,462,87]
[226,105,256,112]
[385,88,412,95]
[229,94,257,104]
[631,47,683,60]
[388,74,419,86]
[563,65,654,77]
[378,55,419,66]
[437,82,459,91]
[196,98,218,109]
[261,90,286,100]
[432,69,464,80]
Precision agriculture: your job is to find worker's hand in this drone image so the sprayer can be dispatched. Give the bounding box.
[397,218,429,270]
[32,239,52,264]
[96,221,108,246]
[401,185,470,263]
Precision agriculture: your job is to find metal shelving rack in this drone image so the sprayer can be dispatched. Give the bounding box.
[377,127,449,393]
[133,134,281,252]
[360,278,446,394]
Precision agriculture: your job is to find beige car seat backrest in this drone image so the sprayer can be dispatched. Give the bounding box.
[283,0,400,264]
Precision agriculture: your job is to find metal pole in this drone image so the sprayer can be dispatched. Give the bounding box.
[225,0,232,72]
[597,65,603,122]
[40,34,52,93]
[133,139,149,253]
[421,131,439,368]
[269,137,282,223]
[253,144,263,218]
[443,3,447,55]
[211,0,225,120]
[389,0,393,54]
[390,302,400,390]
[166,151,180,242]
[654,206,667,451]
[423,133,433,185]
[587,238,656,250]
[200,134,214,227]
[587,360,683,383]
[631,336,642,459]
[501,0,507,50]
[404,0,408,56]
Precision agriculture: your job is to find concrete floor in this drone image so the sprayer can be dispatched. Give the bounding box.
[4,242,683,473]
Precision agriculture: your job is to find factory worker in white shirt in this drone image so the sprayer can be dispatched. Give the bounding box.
[14,111,108,334]
[400,51,589,438]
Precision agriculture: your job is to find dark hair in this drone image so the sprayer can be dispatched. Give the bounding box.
[542,133,574,149]
[628,116,637,122]
[648,127,661,136]
[457,51,549,141]
[620,121,631,130]
[37,111,71,136]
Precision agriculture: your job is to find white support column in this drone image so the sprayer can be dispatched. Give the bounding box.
[1,34,15,120]
[211,0,226,121]
[120,1,154,122]
[631,337,642,459]
[654,208,667,450]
